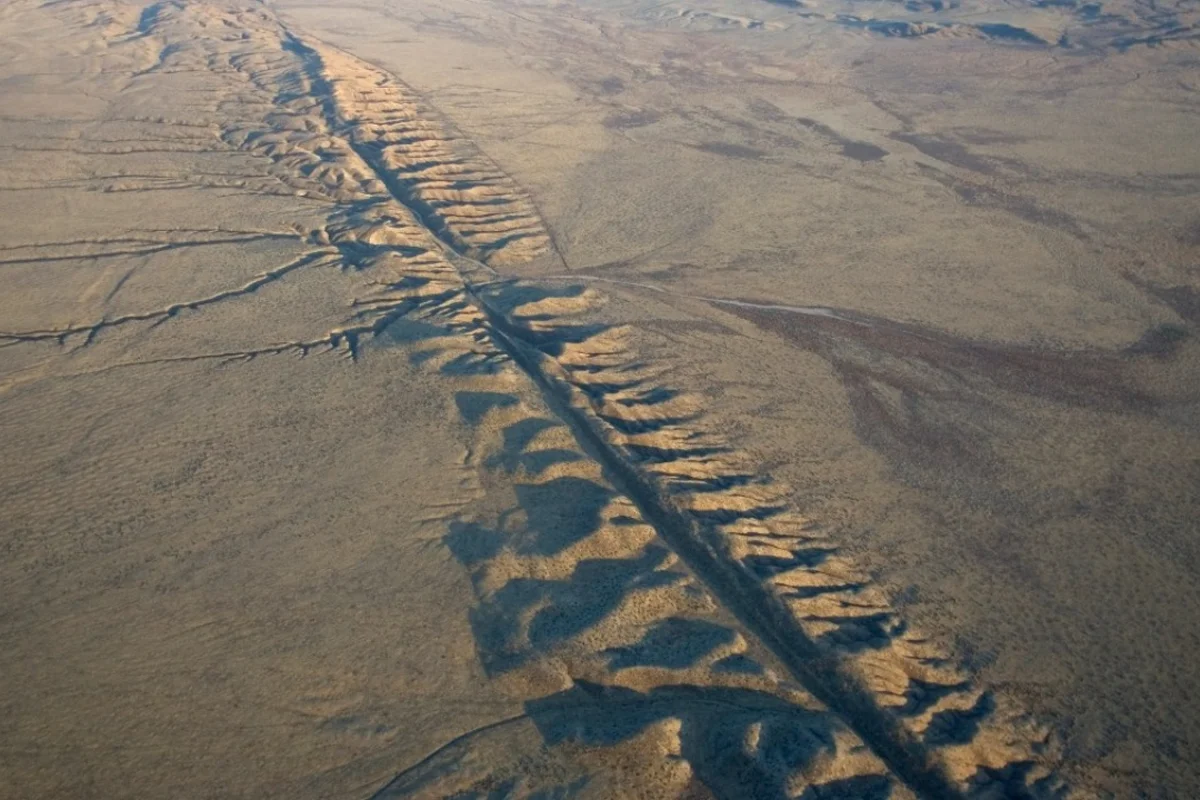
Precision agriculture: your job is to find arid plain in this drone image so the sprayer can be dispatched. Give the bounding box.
[0,0,1197,797]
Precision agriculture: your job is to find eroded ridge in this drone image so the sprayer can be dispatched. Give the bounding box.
[128,0,550,266]
[139,0,555,266]
[331,266,1070,797]
[359,272,909,799]
[322,193,1071,794]
[456,282,1071,799]
[295,40,555,266]
[19,1,1072,796]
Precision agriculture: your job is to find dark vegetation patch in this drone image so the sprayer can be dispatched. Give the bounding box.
[894,132,997,174]
[912,162,1086,237]
[795,116,889,161]
[842,140,889,162]
[953,128,1031,146]
[602,108,661,129]
[695,141,766,160]
[1126,323,1190,358]
[1126,275,1200,325]
[598,76,625,95]
[952,182,1083,234]
[1178,220,1200,246]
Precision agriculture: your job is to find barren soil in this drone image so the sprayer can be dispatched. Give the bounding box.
[1,0,1198,798]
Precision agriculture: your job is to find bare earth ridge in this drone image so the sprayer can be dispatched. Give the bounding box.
[1,0,1197,798]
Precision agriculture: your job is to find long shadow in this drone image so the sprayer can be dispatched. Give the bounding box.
[527,681,889,800]
[447,523,683,675]
[430,374,901,797]
[604,617,737,670]
[485,418,584,476]
[451,279,978,799]
[373,674,895,799]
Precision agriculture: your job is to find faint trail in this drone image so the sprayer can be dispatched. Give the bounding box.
[367,714,530,799]
[0,233,298,267]
[0,251,336,346]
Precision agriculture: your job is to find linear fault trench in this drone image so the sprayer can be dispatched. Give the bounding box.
[282,27,963,800]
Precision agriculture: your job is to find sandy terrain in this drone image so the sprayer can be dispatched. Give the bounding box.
[0,0,1197,797]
